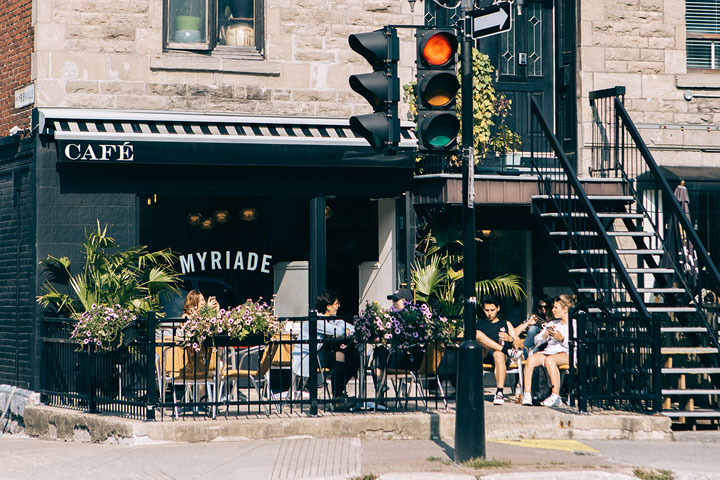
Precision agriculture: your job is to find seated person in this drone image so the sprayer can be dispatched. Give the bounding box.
[371,288,422,395]
[475,294,520,405]
[521,294,574,407]
[514,295,551,356]
[291,290,358,406]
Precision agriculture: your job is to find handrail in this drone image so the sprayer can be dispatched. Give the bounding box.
[614,98,720,295]
[589,86,626,103]
[530,97,651,319]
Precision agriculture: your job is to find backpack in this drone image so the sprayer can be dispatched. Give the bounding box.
[531,365,553,406]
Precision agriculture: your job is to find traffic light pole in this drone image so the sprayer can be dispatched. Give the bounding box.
[454,0,486,462]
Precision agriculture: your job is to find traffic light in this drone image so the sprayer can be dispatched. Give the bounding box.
[348,27,400,151]
[415,28,460,151]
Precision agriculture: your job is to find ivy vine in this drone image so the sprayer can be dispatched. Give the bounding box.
[403,47,521,159]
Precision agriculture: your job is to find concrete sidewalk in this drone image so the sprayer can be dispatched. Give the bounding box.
[21,400,672,444]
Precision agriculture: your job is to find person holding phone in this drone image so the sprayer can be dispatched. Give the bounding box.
[514,295,551,356]
[520,294,575,407]
[475,294,520,405]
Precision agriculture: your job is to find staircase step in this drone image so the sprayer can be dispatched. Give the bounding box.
[661,347,718,355]
[662,410,720,418]
[558,249,664,255]
[662,367,720,374]
[532,194,635,202]
[540,212,643,219]
[569,267,674,274]
[647,306,698,313]
[661,327,708,333]
[549,231,654,238]
[662,389,720,395]
[580,287,685,294]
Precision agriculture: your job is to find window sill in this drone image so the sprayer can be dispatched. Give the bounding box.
[676,72,720,90]
[151,51,281,76]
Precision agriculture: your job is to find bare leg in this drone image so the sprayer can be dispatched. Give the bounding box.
[544,353,569,395]
[493,350,507,391]
[523,353,546,393]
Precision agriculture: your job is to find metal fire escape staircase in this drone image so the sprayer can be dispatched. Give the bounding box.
[528,89,720,425]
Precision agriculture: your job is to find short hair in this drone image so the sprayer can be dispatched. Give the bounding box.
[481,294,500,308]
[315,290,339,314]
[183,289,205,315]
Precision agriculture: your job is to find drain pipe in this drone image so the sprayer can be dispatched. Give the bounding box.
[0,386,19,435]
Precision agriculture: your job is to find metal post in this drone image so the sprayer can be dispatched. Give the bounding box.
[454,0,486,462]
[308,196,326,416]
[146,313,157,421]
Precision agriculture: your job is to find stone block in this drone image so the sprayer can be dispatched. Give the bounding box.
[605,61,629,73]
[271,89,292,101]
[101,81,145,95]
[594,72,642,97]
[246,86,271,100]
[664,0,685,23]
[51,52,107,80]
[606,48,641,61]
[292,89,337,103]
[66,80,100,94]
[665,50,686,75]
[580,0,605,20]
[187,84,234,98]
[267,7,281,35]
[34,79,65,108]
[628,61,664,74]
[147,83,187,96]
[66,93,116,109]
[205,99,257,113]
[640,49,664,62]
[115,95,171,110]
[35,22,66,52]
[641,74,677,99]
[33,51,51,78]
[648,36,675,49]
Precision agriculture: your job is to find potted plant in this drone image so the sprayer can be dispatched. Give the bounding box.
[177,298,282,352]
[488,94,523,166]
[37,221,181,351]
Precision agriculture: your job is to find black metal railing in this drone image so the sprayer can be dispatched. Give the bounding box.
[41,314,456,420]
[570,301,662,413]
[589,87,720,355]
[41,317,153,420]
[529,96,650,317]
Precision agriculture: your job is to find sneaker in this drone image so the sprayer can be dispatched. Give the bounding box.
[493,391,505,405]
[521,392,533,406]
[541,393,562,407]
[509,348,524,362]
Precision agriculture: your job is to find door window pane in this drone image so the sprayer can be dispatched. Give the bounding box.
[219,0,256,47]
[527,2,543,77]
[168,0,209,45]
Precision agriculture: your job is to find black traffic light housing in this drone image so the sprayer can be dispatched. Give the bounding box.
[416,28,460,151]
[348,27,400,151]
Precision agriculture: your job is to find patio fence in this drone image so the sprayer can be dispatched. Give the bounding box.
[40,315,457,421]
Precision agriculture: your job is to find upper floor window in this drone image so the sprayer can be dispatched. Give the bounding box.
[164,0,263,56]
[686,0,720,69]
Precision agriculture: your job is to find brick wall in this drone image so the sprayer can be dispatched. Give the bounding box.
[0,138,35,389]
[0,0,33,136]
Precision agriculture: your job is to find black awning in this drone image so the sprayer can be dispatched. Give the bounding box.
[660,166,720,190]
[35,108,417,169]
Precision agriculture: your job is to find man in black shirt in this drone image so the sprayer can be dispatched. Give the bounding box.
[475,294,519,405]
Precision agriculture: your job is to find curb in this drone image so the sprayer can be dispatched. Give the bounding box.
[22,402,673,444]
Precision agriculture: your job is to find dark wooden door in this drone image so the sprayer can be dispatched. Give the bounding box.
[477,0,554,152]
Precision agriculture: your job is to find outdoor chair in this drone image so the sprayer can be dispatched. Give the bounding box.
[385,344,447,410]
[156,343,217,419]
[218,344,267,409]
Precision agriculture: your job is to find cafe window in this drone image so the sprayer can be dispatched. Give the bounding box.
[164,0,263,55]
[686,0,720,69]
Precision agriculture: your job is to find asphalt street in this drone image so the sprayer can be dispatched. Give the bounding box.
[1,434,719,479]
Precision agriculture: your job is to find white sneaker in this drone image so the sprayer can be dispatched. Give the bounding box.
[509,348,524,362]
[521,392,533,406]
[541,393,562,407]
[493,391,505,405]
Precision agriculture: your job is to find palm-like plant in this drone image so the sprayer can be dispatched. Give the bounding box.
[411,213,526,317]
[37,222,181,319]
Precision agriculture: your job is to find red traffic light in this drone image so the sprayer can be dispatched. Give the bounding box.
[419,31,458,67]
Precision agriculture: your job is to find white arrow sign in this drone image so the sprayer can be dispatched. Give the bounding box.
[469,3,512,39]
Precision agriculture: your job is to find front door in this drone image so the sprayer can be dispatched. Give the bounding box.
[477,0,554,153]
